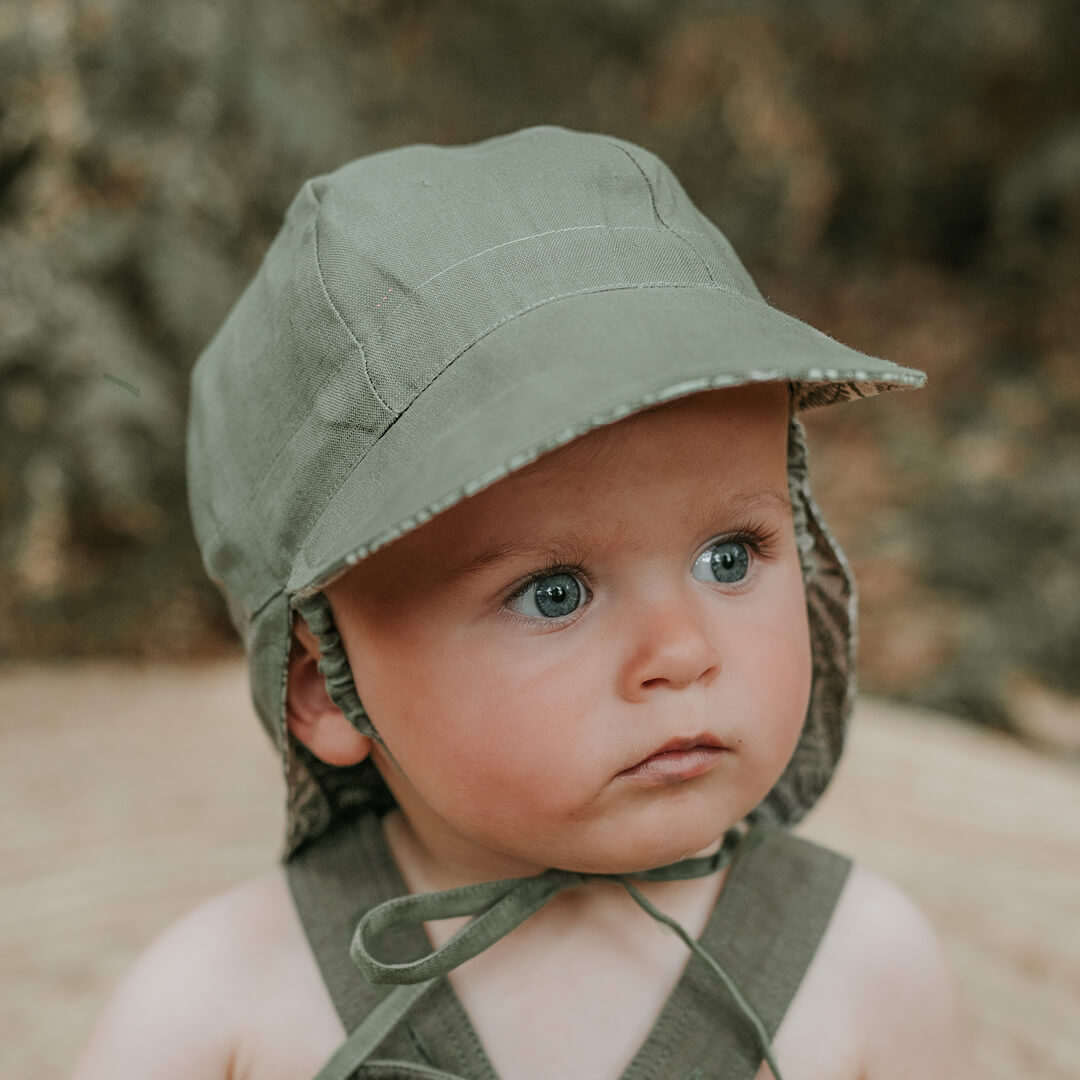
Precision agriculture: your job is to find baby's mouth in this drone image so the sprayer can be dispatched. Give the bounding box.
[617,734,730,784]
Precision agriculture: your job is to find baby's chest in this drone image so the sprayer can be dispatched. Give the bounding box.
[449,955,861,1080]
[239,953,683,1080]
[443,940,692,1080]
[235,955,860,1080]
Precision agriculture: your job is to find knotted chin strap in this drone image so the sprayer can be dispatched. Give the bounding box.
[311,826,785,1080]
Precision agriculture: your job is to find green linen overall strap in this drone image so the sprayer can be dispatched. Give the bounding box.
[286,812,852,1080]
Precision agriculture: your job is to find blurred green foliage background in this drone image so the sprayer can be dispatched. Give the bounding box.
[2,0,1078,750]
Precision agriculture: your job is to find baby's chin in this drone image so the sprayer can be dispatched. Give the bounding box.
[547,825,742,877]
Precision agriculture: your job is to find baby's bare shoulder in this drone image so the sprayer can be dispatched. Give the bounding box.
[71,867,338,1080]
[816,863,979,1080]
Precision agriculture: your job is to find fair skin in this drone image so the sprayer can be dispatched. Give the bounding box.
[71,386,978,1080]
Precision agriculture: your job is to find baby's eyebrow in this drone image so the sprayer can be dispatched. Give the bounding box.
[453,486,791,580]
[687,485,792,535]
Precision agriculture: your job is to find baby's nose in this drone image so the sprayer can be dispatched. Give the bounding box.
[616,596,721,702]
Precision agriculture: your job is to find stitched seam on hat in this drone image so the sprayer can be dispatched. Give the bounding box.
[359,224,703,405]
[669,228,716,243]
[250,583,283,620]
[604,140,719,288]
[451,282,746,370]
[411,225,660,291]
[312,190,393,416]
[197,183,395,557]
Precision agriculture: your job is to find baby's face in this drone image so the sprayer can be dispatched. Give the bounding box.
[326,384,811,877]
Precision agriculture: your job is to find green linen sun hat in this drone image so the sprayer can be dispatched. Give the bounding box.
[187,124,925,858]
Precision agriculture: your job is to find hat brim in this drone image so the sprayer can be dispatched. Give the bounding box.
[288,285,923,595]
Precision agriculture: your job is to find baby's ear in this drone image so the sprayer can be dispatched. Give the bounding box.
[285,619,372,766]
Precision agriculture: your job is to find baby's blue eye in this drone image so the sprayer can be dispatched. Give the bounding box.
[507,572,584,619]
[692,540,750,585]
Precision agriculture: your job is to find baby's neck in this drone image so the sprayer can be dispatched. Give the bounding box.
[380,808,731,952]
[381,808,545,891]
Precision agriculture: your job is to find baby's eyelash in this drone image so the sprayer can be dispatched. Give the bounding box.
[717,517,782,558]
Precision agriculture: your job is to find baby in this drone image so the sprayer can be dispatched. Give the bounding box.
[72,125,977,1079]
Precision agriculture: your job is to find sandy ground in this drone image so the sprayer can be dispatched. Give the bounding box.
[3,658,1078,1079]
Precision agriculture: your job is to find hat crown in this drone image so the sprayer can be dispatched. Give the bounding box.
[302,125,765,416]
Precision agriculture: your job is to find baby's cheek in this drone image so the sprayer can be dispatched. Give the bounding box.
[434,744,572,848]
[438,706,590,829]
[456,725,580,806]
[733,604,812,738]
[765,619,812,707]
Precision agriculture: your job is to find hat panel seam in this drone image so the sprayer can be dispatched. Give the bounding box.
[195,182,400,609]
[357,224,722,409]
[405,225,675,294]
[250,583,284,620]
[603,140,719,289]
[194,180,395,560]
[312,185,393,417]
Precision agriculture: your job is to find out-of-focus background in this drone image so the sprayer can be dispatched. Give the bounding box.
[4,0,1080,733]
[1,1,1078,1078]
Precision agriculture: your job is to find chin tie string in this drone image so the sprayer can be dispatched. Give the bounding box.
[311,826,785,1080]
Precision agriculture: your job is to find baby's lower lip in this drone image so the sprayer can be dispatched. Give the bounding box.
[617,746,728,784]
